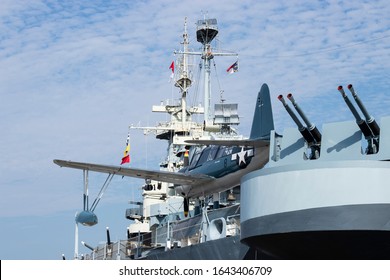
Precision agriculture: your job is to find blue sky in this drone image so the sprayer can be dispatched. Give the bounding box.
[0,0,389,259]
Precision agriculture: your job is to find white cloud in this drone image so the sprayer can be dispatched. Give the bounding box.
[0,0,389,259]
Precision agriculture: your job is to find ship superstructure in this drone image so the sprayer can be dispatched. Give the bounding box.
[77,17,249,260]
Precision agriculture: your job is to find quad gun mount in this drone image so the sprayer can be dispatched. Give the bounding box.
[337,84,380,154]
[278,94,322,159]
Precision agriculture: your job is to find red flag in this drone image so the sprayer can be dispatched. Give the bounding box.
[121,155,130,165]
[169,61,175,81]
[169,61,174,73]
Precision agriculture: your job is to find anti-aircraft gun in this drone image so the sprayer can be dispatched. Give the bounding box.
[278,94,322,159]
[337,84,380,154]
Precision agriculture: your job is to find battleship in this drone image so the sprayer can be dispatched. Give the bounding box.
[54,18,390,260]
[55,17,266,260]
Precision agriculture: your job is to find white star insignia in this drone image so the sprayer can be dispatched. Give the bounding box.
[236,148,248,165]
[231,147,253,167]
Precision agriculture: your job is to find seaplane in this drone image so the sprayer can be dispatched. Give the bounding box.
[54,83,275,224]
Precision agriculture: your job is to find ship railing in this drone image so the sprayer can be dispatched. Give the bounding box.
[84,240,128,260]
[226,214,241,236]
[83,238,154,260]
[153,213,241,247]
[83,213,241,260]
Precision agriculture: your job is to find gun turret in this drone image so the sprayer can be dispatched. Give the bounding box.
[347,84,380,137]
[287,93,322,143]
[278,95,315,144]
[337,86,373,138]
[338,85,380,154]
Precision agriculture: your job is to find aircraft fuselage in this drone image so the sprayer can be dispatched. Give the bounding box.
[176,144,270,198]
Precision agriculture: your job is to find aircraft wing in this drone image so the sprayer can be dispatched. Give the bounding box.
[185,138,269,147]
[53,159,215,186]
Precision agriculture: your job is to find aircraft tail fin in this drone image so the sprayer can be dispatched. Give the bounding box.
[249,83,274,140]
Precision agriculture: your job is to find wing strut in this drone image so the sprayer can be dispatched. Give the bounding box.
[83,170,89,211]
[90,173,115,212]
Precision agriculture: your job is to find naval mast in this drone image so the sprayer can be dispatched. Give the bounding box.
[123,17,243,256]
[68,17,247,260]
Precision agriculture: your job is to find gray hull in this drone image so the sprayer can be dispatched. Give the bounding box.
[242,204,390,259]
[143,235,256,260]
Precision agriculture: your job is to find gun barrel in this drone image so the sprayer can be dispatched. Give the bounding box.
[347,84,371,120]
[278,95,315,144]
[287,93,322,143]
[337,85,373,138]
[81,241,95,251]
[286,93,313,128]
[106,227,111,245]
[348,84,380,137]
[337,86,363,122]
[278,95,304,129]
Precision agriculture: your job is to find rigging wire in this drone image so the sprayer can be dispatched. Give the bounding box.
[211,57,228,103]
[191,58,202,122]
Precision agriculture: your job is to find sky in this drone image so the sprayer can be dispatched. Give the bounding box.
[0,0,389,260]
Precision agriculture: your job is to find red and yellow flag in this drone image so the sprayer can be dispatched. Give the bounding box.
[120,134,130,165]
